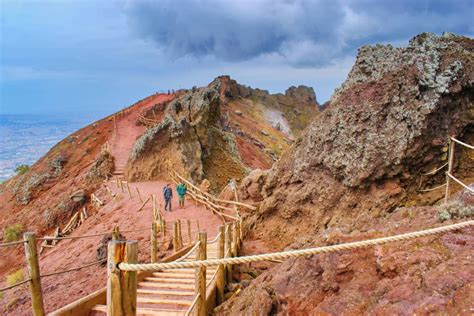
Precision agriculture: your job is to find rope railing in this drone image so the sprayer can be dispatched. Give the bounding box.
[118,220,474,271]
[185,293,201,316]
[0,278,32,292]
[40,259,106,278]
[176,241,200,262]
[451,137,474,149]
[0,239,28,247]
[419,183,446,192]
[207,232,222,244]
[446,172,474,193]
[422,162,448,176]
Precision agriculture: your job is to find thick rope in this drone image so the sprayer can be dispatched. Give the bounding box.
[119,220,474,271]
[0,278,31,292]
[419,183,446,192]
[40,259,106,278]
[0,240,27,248]
[176,241,200,262]
[446,172,474,193]
[422,162,448,176]
[207,233,221,244]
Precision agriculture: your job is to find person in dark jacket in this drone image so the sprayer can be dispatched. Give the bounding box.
[176,182,187,208]
[163,183,173,212]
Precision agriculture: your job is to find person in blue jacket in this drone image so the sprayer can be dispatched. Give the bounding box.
[163,183,173,212]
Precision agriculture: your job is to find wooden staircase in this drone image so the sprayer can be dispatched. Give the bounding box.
[91,241,219,315]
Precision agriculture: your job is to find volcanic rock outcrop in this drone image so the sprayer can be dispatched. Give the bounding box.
[126,76,320,192]
[220,32,474,314]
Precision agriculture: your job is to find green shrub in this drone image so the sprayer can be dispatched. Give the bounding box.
[5,269,23,286]
[3,224,23,242]
[437,200,473,222]
[14,164,29,175]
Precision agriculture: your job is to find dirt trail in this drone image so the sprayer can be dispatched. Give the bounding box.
[4,93,225,315]
[111,93,173,168]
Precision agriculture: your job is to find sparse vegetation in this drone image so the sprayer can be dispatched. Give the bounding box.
[14,164,29,175]
[437,200,473,222]
[5,269,24,286]
[3,224,23,242]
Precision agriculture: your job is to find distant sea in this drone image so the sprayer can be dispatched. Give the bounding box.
[0,114,96,182]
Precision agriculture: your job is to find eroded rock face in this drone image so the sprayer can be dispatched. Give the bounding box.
[127,80,247,186]
[230,33,474,314]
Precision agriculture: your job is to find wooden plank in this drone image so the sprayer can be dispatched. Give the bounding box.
[136,289,194,296]
[91,305,185,316]
[137,297,192,306]
[144,277,194,284]
[151,273,212,279]
[138,282,194,290]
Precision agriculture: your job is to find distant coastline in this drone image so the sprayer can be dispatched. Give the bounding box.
[0,114,94,181]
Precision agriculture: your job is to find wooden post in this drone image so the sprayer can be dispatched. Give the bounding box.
[107,240,138,316]
[225,223,233,283]
[232,223,238,257]
[196,219,200,232]
[195,232,207,316]
[163,220,166,237]
[126,182,133,199]
[173,221,179,251]
[235,221,241,253]
[119,180,124,193]
[24,232,45,316]
[216,225,225,304]
[177,219,183,249]
[151,222,157,263]
[445,138,455,203]
[187,219,192,244]
[112,226,120,240]
[136,187,143,203]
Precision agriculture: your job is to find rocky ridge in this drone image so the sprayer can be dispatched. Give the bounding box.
[220,32,474,314]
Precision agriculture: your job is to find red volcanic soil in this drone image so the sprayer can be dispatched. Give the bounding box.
[0,92,223,315]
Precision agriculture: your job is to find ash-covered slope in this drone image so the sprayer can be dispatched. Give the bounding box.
[126,76,320,193]
[219,33,474,314]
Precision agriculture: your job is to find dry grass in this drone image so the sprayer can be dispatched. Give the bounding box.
[3,224,23,243]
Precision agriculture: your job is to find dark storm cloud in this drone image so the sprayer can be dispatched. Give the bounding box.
[121,0,473,66]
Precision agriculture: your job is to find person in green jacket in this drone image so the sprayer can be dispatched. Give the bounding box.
[176,182,187,208]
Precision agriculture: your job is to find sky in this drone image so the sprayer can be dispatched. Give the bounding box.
[0,0,473,118]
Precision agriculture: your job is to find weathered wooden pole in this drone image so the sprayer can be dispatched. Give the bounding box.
[195,232,207,316]
[216,225,226,304]
[24,232,45,316]
[162,220,166,237]
[445,138,455,203]
[177,219,183,249]
[173,221,179,251]
[135,187,143,203]
[234,221,241,254]
[232,222,238,257]
[107,240,138,316]
[119,180,124,193]
[151,221,157,263]
[187,219,192,244]
[112,226,121,240]
[225,223,233,283]
[126,182,133,199]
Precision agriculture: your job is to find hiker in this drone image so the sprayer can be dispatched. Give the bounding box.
[176,181,187,208]
[163,183,173,212]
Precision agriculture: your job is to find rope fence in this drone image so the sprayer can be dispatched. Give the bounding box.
[0,278,32,292]
[119,220,474,271]
[40,259,106,278]
[0,240,27,247]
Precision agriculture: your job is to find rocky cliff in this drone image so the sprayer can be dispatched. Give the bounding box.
[126,76,320,192]
[220,33,474,314]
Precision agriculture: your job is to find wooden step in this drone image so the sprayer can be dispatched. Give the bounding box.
[139,282,194,290]
[145,277,195,284]
[151,272,213,279]
[91,304,186,315]
[137,297,193,306]
[137,289,194,296]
